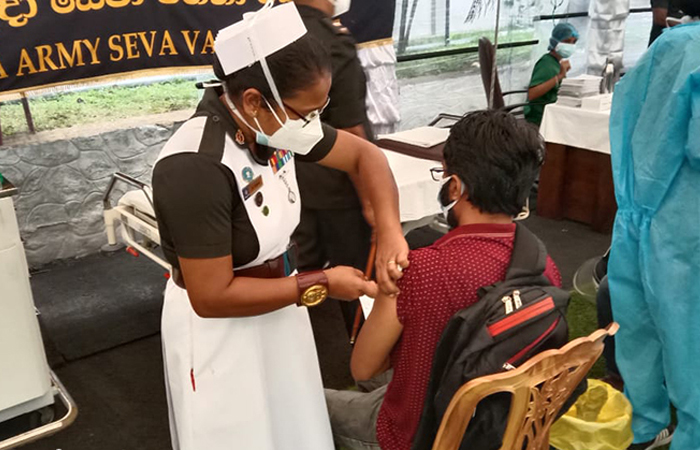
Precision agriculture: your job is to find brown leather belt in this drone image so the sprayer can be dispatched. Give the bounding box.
[172,252,292,290]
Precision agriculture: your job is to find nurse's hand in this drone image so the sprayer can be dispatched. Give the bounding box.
[326,266,379,300]
[375,230,410,296]
[560,60,572,77]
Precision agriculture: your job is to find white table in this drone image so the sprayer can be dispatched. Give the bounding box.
[537,104,616,232]
[539,103,611,154]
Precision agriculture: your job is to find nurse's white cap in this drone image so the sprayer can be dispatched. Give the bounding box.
[214,2,308,77]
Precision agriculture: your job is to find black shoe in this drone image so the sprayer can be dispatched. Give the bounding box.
[628,424,675,450]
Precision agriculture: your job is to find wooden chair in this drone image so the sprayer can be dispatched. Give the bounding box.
[432,323,619,450]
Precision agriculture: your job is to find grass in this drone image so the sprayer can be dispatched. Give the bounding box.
[567,292,606,379]
[1,78,203,137]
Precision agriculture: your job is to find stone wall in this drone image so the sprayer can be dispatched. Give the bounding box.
[0,111,190,268]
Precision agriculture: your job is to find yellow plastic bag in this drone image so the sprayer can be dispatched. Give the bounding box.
[550,379,633,450]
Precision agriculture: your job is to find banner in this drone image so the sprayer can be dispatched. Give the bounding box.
[0,0,293,95]
[341,0,396,45]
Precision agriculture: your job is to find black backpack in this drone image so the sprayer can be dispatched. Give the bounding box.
[412,224,572,450]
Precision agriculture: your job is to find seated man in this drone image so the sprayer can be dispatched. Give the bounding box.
[324,110,562,450]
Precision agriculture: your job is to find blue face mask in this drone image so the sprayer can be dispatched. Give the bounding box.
[556,42,576,59]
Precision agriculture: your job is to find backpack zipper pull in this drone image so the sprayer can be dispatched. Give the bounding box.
[503,362,517,371]
[513,290,522,310]
[502,296,514,315]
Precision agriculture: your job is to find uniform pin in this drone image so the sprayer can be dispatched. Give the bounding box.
[262,206,270,216]
[242,167,254,183]
[235,129,246,146]
[255,192,264,207]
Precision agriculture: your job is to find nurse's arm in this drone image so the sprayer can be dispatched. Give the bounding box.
[179,255,377,318]
[317,130,408,295]
[528,75,561,101]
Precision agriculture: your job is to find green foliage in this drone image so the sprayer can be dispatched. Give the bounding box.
[2,78,202,137]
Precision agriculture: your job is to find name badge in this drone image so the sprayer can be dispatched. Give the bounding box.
[242,175,263,201]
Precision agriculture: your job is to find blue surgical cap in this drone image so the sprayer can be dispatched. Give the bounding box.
[549,23,579,50]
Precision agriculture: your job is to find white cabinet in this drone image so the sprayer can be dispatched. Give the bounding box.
[0,194,53,423]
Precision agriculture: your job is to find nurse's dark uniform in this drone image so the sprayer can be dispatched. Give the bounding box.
[152,87,337,450]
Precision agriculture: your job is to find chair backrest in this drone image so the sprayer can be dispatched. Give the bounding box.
[478,37,505,110]
[431,323,619,450]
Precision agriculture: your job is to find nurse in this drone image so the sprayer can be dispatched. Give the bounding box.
[524,23,578,127]
[151,2,409,450]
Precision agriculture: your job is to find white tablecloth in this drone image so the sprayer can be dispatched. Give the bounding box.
[539,104,611,154]
[382,149,441,224]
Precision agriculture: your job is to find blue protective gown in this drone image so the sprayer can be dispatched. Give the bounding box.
[608,22,700,448]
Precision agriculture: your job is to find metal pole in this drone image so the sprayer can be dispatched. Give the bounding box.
[431,0,437,35]
[398,0,410,54]
[445,0,450,45]
[21,92,35,134]
[489,0,502,109]
[405,0,420,46]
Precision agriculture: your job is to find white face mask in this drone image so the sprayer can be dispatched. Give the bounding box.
[437,175,465,221]
[223,92,324,156]
[253,98,324,154]
[555,42,576,59]
[667,15,700,27]
[331,0,352,17]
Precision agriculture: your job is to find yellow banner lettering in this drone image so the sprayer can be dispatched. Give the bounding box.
[0,0,37,27]
[76,0,106,12]
[0,60,8,79]
[36,45,60,73]
[181,30,200,56]
[201,30,215,55]
[159,31,178,56]
[138,31,158,58]
[51,0,75,14]
[83,38,101,64]
[123,33,140,59]
[109,35,124,62]
[105,0,131,7]
[16,49,38,76]
[56,41,86,69]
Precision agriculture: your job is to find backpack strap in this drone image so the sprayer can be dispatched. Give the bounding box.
[504,223,548,280]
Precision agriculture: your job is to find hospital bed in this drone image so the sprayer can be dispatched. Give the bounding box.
[102,173,172,273]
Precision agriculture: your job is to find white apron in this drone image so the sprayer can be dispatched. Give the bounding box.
[157,117,334,450]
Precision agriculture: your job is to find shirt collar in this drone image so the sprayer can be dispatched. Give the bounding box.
[433,223,516,246]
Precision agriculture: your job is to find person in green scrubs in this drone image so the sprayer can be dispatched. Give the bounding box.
[524,23,579,126]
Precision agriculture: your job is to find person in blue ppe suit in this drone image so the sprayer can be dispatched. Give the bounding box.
[524,23,579,126]
[608,0,700,448]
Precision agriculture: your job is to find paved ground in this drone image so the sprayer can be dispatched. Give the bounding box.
[397,65,532,130]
